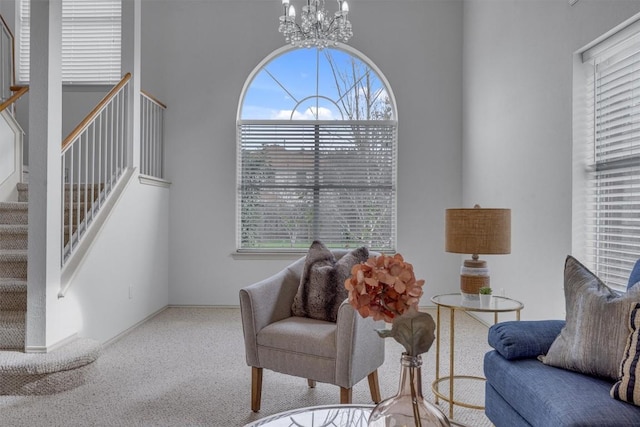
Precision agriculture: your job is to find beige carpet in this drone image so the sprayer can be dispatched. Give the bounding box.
[0,307,493,427]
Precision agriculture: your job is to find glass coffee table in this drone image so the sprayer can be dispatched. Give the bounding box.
[244,404,470,426]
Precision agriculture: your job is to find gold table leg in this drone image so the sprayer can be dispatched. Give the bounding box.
[435,304,441,404]
[449,307,455,419]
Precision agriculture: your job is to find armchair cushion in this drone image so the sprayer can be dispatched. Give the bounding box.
[292,241,368,322]
[258,317,336,359]
[488,320,565,360]
[540,256,640,380]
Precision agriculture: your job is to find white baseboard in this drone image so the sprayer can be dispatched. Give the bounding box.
[25,332,78,353]
[102,306,169,348]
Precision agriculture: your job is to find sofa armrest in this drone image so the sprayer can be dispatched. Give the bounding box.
[239,265,301,367]
[335,300,385,388]
[488,320,565,360]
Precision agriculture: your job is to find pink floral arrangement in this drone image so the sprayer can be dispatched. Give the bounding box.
[344,253,426,323]
[345,253,435,357]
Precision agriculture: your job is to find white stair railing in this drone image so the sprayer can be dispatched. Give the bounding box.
[140,91,166,179]
[0,14,14,104]
[61,73,131,264]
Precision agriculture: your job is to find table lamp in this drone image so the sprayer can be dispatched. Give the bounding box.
[445,205,511,299]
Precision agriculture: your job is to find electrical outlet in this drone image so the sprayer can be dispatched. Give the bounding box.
[129,285,133,299]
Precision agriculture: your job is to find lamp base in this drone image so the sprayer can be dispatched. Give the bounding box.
[460,259,490,299]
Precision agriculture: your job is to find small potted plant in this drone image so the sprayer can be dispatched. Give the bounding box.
[479,286,492,307]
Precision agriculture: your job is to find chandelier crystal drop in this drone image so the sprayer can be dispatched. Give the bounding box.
[278,0,353,48]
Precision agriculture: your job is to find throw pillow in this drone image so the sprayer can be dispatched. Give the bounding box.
[539,255,640,380]
[488,320,565,360]
[291,241,369,322]
[611,303,640,405]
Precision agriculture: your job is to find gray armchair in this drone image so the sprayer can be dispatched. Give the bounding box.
[239,250,385,412]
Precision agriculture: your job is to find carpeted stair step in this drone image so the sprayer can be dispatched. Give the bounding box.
[0,311,25,350]
[0,279,27,311]
[18,183,103,204]
[64,201,90,224]
[0,251,27,279]
[0,224,28,250]
[0,337,101,395]
[0,202,27,225]
[63,183,104,203]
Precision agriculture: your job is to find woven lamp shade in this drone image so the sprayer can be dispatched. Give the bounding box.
[445,208,511,255]
[445,207,511,296]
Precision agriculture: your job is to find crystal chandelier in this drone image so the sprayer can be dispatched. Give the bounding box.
[278,0,353,48]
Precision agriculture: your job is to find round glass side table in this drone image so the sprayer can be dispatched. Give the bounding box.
[430,293,524,419]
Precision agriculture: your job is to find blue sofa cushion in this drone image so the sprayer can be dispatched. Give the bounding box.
[488,320,565,360]
[611,302,640,405]
[485,382,533,427]
[485,350,640,426]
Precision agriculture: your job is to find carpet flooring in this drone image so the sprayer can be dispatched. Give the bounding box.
[0,307,493,427]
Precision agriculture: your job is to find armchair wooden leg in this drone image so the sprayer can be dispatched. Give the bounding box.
[368,370,382,403]
[307,379,316,388]
[340,387,352,404]
[251,367,263,412]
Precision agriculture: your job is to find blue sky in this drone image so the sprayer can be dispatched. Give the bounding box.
[241,47,386,120]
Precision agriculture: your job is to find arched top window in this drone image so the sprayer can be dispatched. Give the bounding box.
[237,45,397,252]
[239,45,396,121]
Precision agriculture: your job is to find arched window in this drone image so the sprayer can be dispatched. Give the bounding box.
[237,45,397,252]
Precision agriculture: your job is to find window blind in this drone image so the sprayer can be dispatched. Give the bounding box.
[582,24,640,288]
[18,0,121,84]
[237,121,397,252]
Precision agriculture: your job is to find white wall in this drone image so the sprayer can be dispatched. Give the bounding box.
[64,178,170,343]
[140,0,464,306]
[62,87,110,139]
[463,0,640,320]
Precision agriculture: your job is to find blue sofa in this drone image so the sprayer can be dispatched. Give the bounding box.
[484,261,640,427]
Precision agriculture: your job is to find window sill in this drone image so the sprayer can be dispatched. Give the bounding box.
[139,174,171,188]
[231,251,306,261]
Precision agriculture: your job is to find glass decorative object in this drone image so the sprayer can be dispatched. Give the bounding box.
[368,354,451,427]
[344,254,450,426]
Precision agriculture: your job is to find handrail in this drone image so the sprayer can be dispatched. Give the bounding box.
[62,73,132,151]
[141,89,167,109]
[0,85,28,114]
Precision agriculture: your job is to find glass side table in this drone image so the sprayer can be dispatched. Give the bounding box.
[244,404,471,427]
[431,293,524,419]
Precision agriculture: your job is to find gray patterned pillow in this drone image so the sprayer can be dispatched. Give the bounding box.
[539,256,640,380]
[291,241,369,322]
[611,303,640,405]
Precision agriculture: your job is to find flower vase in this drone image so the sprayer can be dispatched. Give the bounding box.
[368,353,450,427]
[479,294,492,308]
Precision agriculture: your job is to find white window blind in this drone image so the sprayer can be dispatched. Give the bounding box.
[18,0,121,84]
[581,23,640,288]
[237,121,397,252]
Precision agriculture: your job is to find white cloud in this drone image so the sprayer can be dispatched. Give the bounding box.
[272,106,335,120]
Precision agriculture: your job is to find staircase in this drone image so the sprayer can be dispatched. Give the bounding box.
[0,182,101,395]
